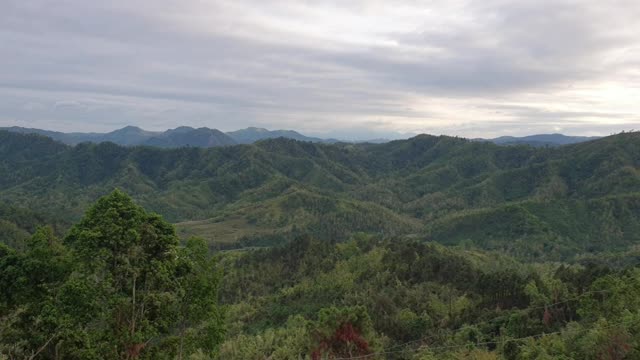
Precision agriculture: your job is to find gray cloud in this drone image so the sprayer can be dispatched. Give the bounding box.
[1,0,639,138]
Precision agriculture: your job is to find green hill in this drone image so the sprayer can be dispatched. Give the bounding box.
[1,130,639,258]
[2,133,640,359]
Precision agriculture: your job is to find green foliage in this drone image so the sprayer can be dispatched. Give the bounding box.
[215,235,640,359]
[2,131,640,358]
[219,315,313,359]
[2,130,640,259]
[0,203,69,249]
[171,237,226,358]
[59,189,182,358]
[0,191,224,360]
[0,227,71,359]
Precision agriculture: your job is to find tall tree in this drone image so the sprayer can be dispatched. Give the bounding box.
[58,189,224,359]
[63,189,179,358]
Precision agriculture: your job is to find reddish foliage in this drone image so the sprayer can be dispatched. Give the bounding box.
[601,333,631,360]
[311,343,327,360]
[126,342,146,359]
[543,308,552,326]
[312,322,370,359]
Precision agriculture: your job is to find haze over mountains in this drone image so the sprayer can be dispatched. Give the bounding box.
[1,125,601,148]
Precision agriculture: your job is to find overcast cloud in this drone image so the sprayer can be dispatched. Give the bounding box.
[1,0,639,139]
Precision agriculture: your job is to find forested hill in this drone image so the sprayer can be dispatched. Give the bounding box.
[2,131,640,359]
[1,130,639,258]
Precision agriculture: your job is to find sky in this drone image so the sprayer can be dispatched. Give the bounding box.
[1,0,639,140]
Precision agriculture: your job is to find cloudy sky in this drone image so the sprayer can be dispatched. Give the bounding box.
[1,0,639,139]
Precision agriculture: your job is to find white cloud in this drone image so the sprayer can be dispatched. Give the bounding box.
[0,0,638,138]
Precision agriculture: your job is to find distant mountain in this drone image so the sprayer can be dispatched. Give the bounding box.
[0,126,235,148]
[1,126,601,148]
[1,125,327,147]
[100,126,160,145]
[0,125,160,145]
[226,127,329,144]
[0,126,103,145]
[145,127,236,148]
[482,133,601,147]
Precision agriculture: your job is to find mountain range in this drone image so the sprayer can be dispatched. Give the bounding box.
[1,129,637,260]
[1,125,601,148]
[0,125,322,147]
[480,133,602,147]
[1,128,639,359]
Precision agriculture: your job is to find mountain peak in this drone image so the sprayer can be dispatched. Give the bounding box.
[226,127,323,144]
[168,126,196,133]
[144,126,236,148]
[112,125,144,133]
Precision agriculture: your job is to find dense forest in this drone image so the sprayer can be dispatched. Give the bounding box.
[1,130,640,359]
[1,191,223,359]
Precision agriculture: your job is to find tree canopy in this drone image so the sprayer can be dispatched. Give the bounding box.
[0,190,224,359]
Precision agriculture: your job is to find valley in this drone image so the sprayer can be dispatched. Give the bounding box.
[1,130,640,359]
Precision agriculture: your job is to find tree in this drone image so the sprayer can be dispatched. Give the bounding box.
[57,189,224,359]
[172,237,225,359]
[0,227,71,359]
[311,306,377,360]
[61,189,179,358]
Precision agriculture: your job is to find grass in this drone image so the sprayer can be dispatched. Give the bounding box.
[175,214,279,245]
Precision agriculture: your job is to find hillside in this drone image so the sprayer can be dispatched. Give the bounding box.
[1,130,639,259]
[214,234,640,359]
[0,202,70,249]
[4,191,640,359]
[2,132,640,359]
[144,127,237,147]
